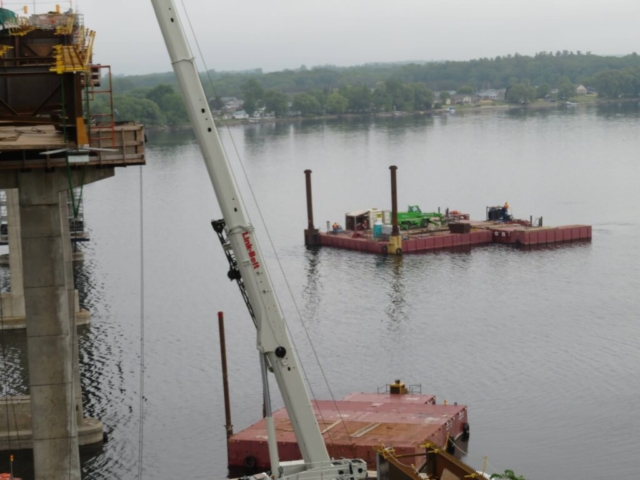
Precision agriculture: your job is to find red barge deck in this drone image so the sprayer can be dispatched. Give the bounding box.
[227,389,468,475]
[302,168,591,255]
[318,220,591,255]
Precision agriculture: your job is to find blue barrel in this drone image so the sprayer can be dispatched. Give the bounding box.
[373,223,383,238]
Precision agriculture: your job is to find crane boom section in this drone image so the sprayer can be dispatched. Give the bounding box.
[150,0,331,466]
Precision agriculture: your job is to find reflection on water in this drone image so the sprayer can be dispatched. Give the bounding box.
[302,247,323,325]
[0,104,639,480]
[383,256,408,326]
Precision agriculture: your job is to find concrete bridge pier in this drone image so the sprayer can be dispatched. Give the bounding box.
[20,171,82,479]
[0,168,112,479]
[1,189,26,321]
[1,189,90,330]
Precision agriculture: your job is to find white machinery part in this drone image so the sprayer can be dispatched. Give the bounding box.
[149,2,367,479]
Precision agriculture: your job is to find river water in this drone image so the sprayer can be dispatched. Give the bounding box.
[3,103,640,479]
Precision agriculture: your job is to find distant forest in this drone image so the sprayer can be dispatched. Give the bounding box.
[101,51,640,126]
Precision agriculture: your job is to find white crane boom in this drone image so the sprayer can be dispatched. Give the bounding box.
[149,2,366,479]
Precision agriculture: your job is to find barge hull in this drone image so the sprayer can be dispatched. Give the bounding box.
[227,393,467,473]
[318,223,591,255]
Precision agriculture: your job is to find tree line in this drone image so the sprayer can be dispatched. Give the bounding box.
[237,77,435,117]
[91,83,189,127]
[101,52,640,125]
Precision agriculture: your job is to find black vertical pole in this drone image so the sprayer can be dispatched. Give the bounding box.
[390,166,399,236]
[304,169,320,246]
[218,312,233,439]
[304,169,315,230]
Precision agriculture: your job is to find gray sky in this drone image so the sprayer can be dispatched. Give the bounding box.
[69,0,640,75]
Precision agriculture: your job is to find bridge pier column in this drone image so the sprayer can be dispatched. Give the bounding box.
[1,188,90,330]
[0,189,26,323]
[19,171,80,480]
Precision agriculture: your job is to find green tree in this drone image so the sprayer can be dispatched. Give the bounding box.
[108,52,640,102]
[241,78,265,115]
[536,83,551,98]
[161,93,189,125]
[140,84,189,125]
[411,83,434,110]
[264,90,289,117]
[506,84,536,104]
[326,92,349,114]
[243,98,257,116]
[593,70,628,98]
[113,95,165,126]
[396,85,414,110]
[439,91,451,102]
[372,87,392,112]
[309,89,327,112]
[385,79,414,110]
[211,95,224,110]
[458,85,474,94]
[113,77,136,94]
[340,85,372,112]
[292,92,321,115]
[557,78,575,100]
[145,84,174,105]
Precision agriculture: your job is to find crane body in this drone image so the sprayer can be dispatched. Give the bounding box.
[149,2,367,479]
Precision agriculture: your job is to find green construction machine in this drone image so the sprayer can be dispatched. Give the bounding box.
[397,205,444,229]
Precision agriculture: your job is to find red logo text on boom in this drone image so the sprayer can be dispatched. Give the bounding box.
[242,232,260,270]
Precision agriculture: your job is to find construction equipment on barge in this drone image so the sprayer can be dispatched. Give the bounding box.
[304,168,591,255]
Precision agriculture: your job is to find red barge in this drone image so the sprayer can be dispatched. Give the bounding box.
[303,168,591,254]
[318,221,591,254]
[227,382,469,475]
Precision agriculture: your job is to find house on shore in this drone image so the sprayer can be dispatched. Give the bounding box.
[435,91,456,105]
[232,110,249,120]
[576,85,587,95]
[219,96,243,113]
[476,89,506,101]
[452,93,474,105]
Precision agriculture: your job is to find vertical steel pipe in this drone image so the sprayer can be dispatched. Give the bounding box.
[390,165,399,236]
[304,169,315,230]
[304,169,320,246]
[260,353,280,476]
[218,311,233,439]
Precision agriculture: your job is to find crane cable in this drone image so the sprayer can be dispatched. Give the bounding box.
[179,0,355,452]
[137,165,146,480]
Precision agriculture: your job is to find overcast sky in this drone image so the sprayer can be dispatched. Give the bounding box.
[60,0,640,75]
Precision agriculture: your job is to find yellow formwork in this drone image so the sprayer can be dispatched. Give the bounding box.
[0,46,13,57]
[50,28,96,74]
[9,26,36,36]
[55,15,75,36]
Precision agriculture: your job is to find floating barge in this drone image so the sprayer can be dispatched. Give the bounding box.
[227,385,468,475]
[318,221,592,254]
[303,169,592,255]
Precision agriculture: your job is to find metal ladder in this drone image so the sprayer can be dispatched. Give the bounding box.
[86,64,116,150]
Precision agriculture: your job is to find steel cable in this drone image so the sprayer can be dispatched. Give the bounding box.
[179,0,355,453]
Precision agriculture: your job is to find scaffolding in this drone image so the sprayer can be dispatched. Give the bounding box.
[67,188,88,242]
[86,65,116,149]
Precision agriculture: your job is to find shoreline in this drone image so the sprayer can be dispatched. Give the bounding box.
[143,97,638,131]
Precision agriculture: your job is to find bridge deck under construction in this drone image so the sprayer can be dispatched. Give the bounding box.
[0,123,144,170]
